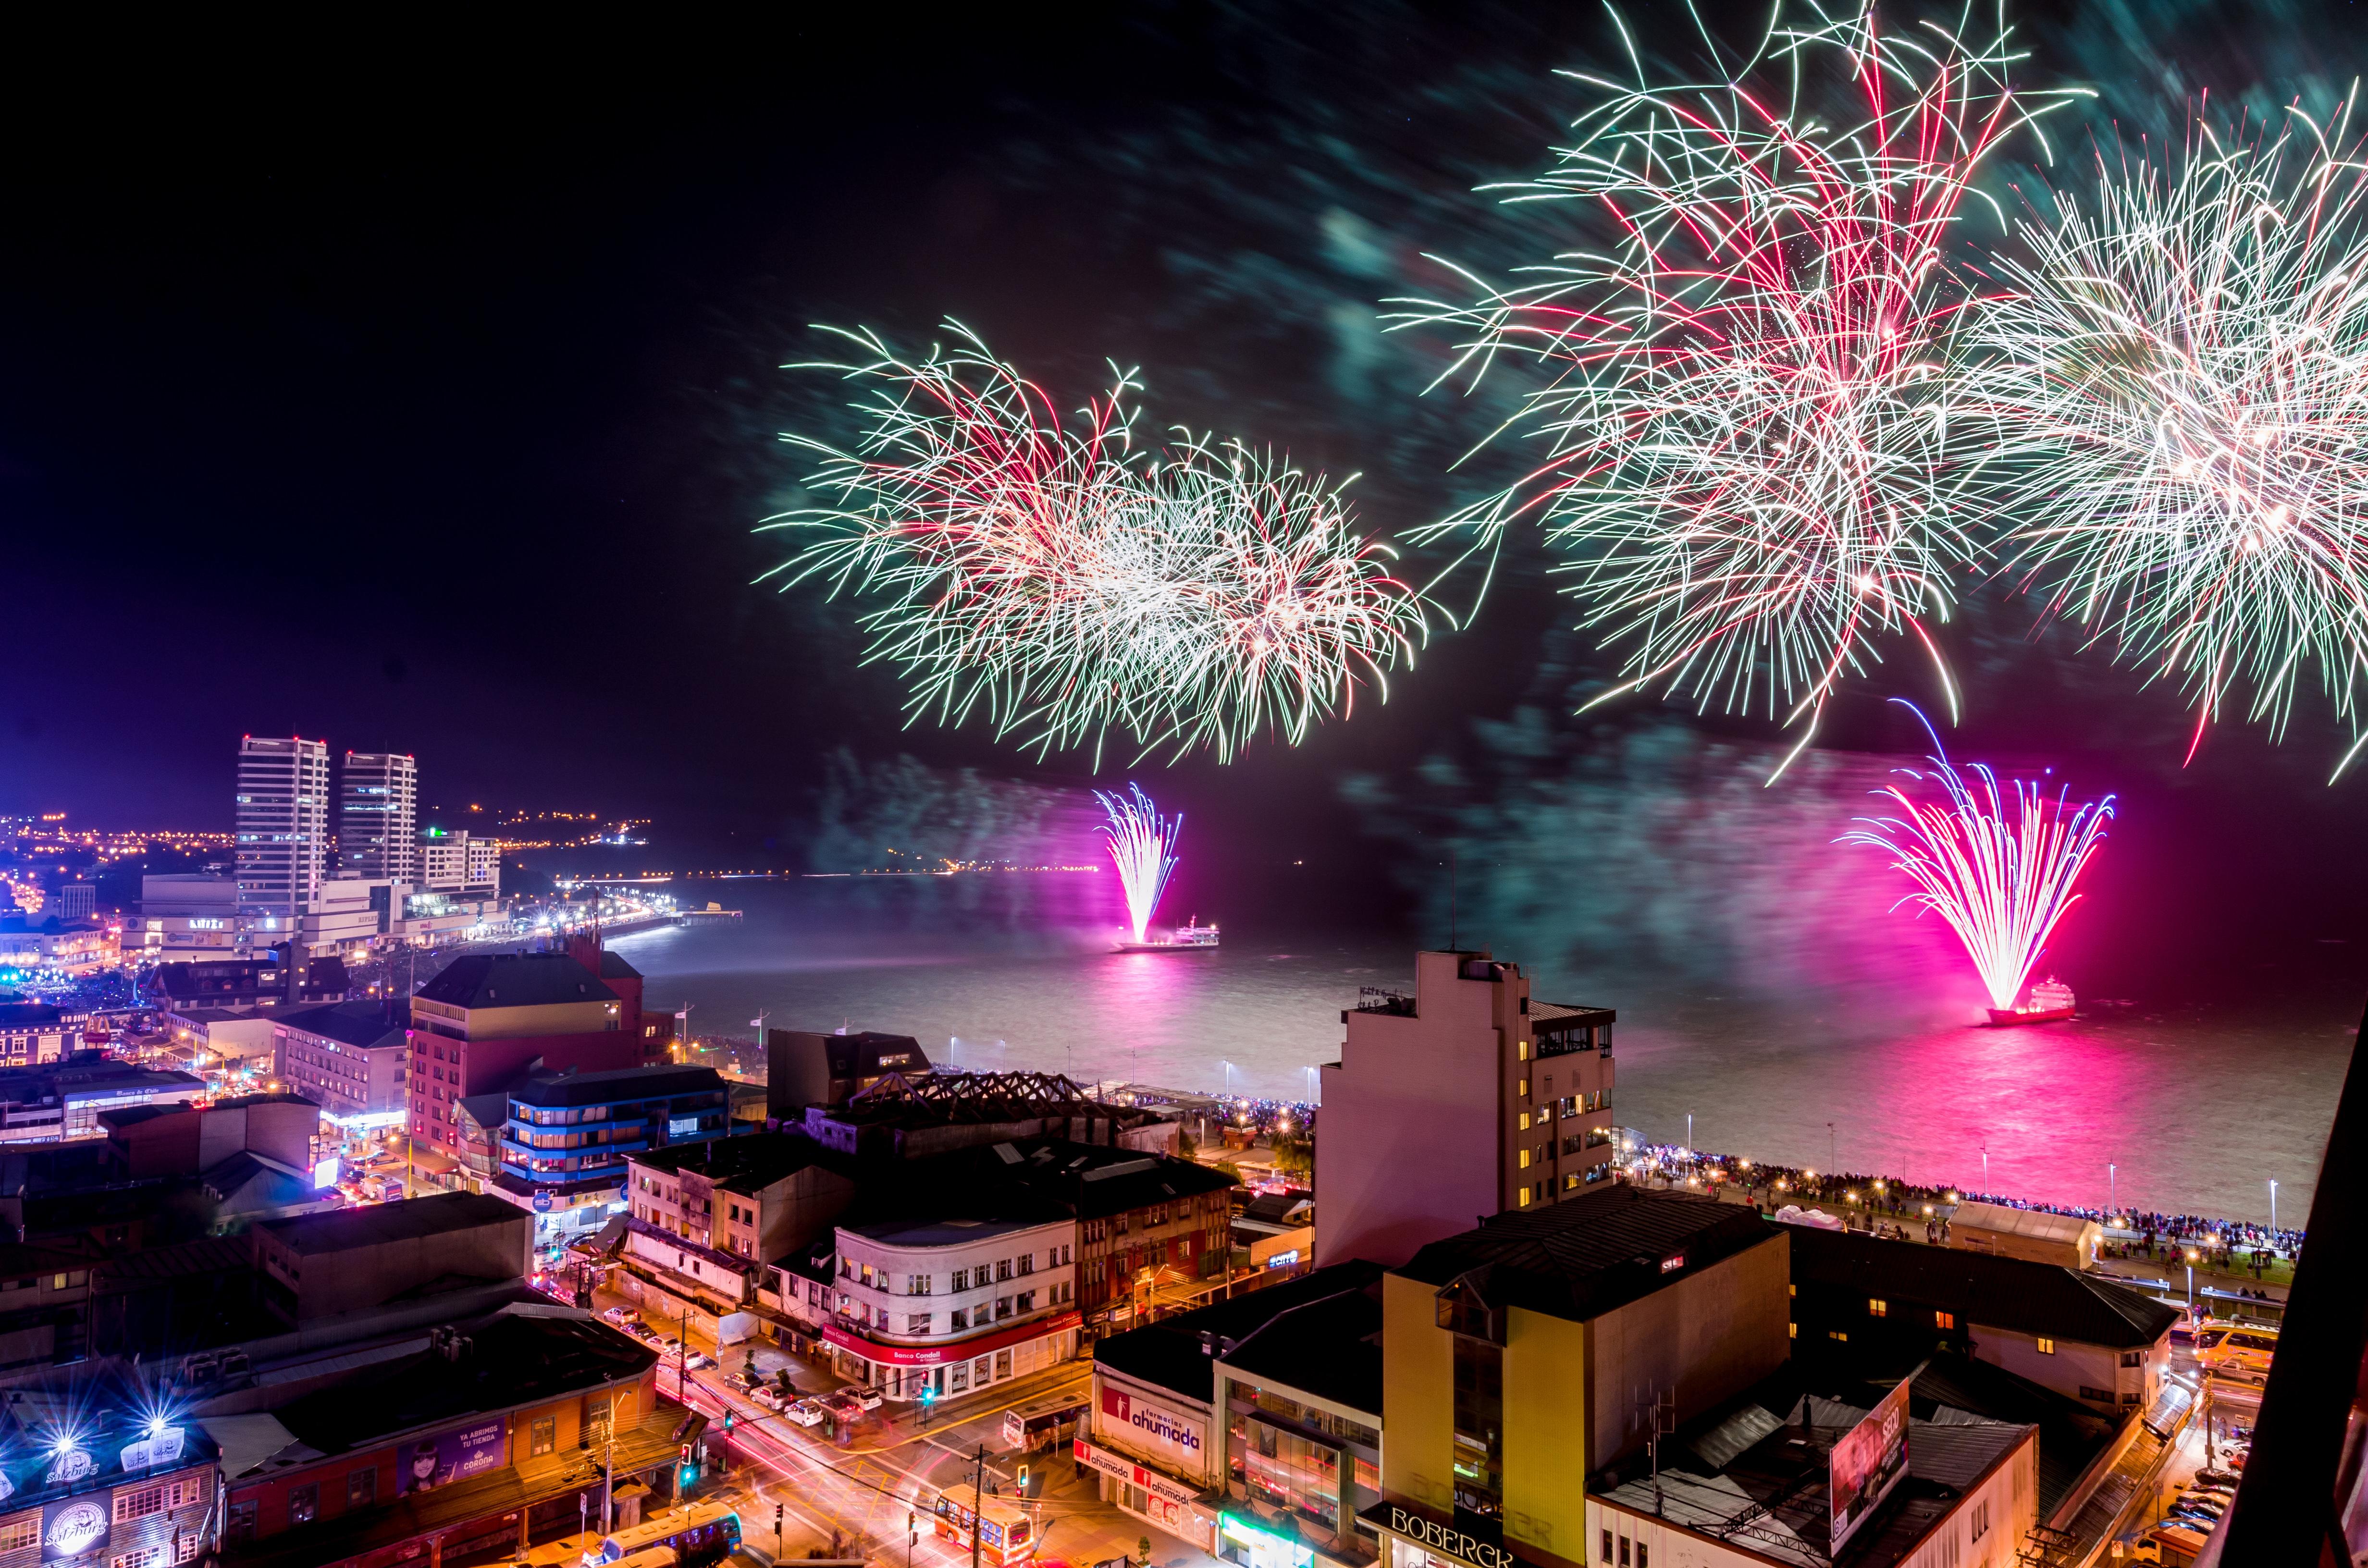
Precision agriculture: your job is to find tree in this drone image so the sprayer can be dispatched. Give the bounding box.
[1138,1536,1153,1568]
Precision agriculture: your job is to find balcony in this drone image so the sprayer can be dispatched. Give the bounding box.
[1349,988,1415,1018]
[502,1128,648,1161]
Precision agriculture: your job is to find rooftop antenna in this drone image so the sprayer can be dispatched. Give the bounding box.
[1448,846,1458,950]
[1633,1383,1676,1517]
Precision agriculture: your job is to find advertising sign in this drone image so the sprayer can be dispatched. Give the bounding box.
[1098,1384,1207,1468]
[120,1425,185,1473]
[1829,1375,1912,1552]
[312,1155,340,1191]
[43,1494,110,1560]
[399,1419,507,1493]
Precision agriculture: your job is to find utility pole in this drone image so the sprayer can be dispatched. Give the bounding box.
[601,1392,619,1535]
[971,1446,987,1568]
[1633,1384,1675,1519]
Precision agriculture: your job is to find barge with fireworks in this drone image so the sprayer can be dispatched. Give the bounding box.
[1988,978,2075,1027]
[1115,919,1220,954]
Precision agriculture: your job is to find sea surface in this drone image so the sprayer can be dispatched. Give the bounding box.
[610,874,2357,1231]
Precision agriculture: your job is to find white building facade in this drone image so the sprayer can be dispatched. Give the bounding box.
[339,751,419,883]
[234,736,330,921]
[826,1214,1080,1403]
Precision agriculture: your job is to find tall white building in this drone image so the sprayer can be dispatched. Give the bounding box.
[234,736,330,923]
[419,828,501,897]
[339,752,418,883]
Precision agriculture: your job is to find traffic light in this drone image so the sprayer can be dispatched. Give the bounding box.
[679,1444,692,1464]
[722,1411,735,1433]
[1016,1462,1030,1494]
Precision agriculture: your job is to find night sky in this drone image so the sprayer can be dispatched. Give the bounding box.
[4,3,2366,991]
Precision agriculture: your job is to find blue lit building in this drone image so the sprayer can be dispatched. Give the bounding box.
[490,1064,733,1255]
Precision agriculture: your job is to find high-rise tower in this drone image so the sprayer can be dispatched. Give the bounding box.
[234,736,330,922]
[339,752,419,883]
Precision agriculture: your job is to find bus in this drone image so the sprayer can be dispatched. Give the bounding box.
[933,1483,1036,1568]
[1003,1396,1088,1453]
[586,1502,741,1566]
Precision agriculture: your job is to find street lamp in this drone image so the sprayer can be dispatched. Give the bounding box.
[2269,1178,2279,1235]
[2185,1248,2199,1312]
[2108,1162,2116,1217]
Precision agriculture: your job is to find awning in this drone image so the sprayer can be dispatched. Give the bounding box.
[823,1310,1082,1369]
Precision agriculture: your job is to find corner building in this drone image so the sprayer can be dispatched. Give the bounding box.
[1319,950,1616,1268]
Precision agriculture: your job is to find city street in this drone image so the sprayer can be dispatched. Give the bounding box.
[603,1283,1222,1568]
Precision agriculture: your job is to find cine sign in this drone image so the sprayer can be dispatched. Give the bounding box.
[1387,1507,1514,1568]
[1660,1253,1686,1273]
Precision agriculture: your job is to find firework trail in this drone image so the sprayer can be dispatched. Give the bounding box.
[1840,703,2113,1010]
[1397,3,2078,777]
[758,324,1427,764]
[1096,784,1180,944]
[1973,96,2368,772]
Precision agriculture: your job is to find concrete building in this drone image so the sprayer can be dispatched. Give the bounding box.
[1215,1275,1386,1568]
[418,826,500,897]
[1785,1226,2178,1416]
[826,1204,1079,1404]
[0,1055,209,1144]
[271,999,411,1131]
[1377,1186,1787,1557]
[99,1093,321,1180]
[1088,1263,1389,1562]
[495,1063,731,1253]
[0,1390,217,1568]
[1946,1200,2105,1271]
[338,751,418,883]
[406,953,642,1154]
[1318,950,1616,1268]
[137,872,253,959]
[235,736,331,925]
[252,1192,531,1325]
[0,1000,85,1067]
[765,1029,931,1112]
[163,1006,278,1064]
[297,875,399,955]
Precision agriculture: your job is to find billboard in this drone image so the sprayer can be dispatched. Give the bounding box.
[1098,1383,1207,1468]
[1829,1375,1912,1552]
[399,1419,507,1493]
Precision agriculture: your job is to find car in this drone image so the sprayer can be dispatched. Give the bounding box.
[654,1336,685,1359]
[722,1370,754,1392]
[684,1351,715,1371]
[784,1398,826,1427]
[751,1385,786,1411]
[822,1391,864,1418]
[602,1307,640,1329]
[850,1386,885,1411]
[627,1322,659,1342]
[2198,1323,2279,1382]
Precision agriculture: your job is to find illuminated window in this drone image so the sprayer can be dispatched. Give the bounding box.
[1867,1298,1887,1317]
[1517,1078,1529,1100]
[1936,1311,1956,1329]
[115,1485,165,1523]
[2037,1337,2056,1354]
[1518,1149,1530,1170]
[1788,1322,1798,1339]
[1788,1284,1796,1297]
[1517,1188,1531,1208]
[1828,1330,1848,1342]
[1518,1113,1530,1132]
[530,1416,556,1457]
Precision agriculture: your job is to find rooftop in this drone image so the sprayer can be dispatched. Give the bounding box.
[629,1129,845,1191]
[1215,1275,1383,1417]
[1395,1186,1781,1323]
[1096,1261,1386,1404]
[508,1063,723,1109]
[259,1192,525,1256]
[273,998,408,1051]
[413,953,616,1011]
[1788,1227,2180,1348]
[1949,1200,2098,1243]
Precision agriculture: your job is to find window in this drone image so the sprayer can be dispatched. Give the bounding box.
[996,1259,1012,1282]
[1970,1499,1990,1541]
[172,1534,201,1566]
[2078,1385,2116,1402]
[1016,1253,1033,1275]
[2120,1350,2143,1367]
[1601,1529,1613,1565]
[1016,1291,1036,1313]
[225,1503,258,1545]
[1867,1298,1887,1317]
[1788,1322,1799,1338]
[116,1484,166,1523]
[1451,1334,1504,1517]
[2037,1337,2057,1354]
[950,1308,969,1330]
[1935,1311,1956,1329]
[1518,1148,1531,1170]
[1828,1330,1848,1342]
[909,1274,932,1296]
[288,1482,319,1525]
[530,1416,556,1457]
[907,1312,932,1333]
[110,1548,161,1568]
[994,1349,1011,1378]
[996,1296,1013,1320]
[348,1467,376,1508]
[950,1268,968,1291]
[1518,1112,1530,1132]
[0,1515,37,1553]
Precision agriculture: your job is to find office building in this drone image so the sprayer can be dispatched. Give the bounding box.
[139,872,253,959]
[338,751,417,883]
[271,999,411,1131]
[0,1392,217,1568]
[1376,1186,1787,1564]
[1087,1263,1387,1562]
[0,1055,210,1144]
[495,1064,731,1250]
[418,826,500,897]
[1785,1226,2178,1416]
[0,1000,88,1067]
[765,1029,931,1112]
[1319,950,1616,1268]
[234,736,331,924]
[1215,1276,1385,1568]
[407,953,643,1155]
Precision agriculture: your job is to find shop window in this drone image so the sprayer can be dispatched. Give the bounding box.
[950,1363,969,1393]
[347,1468,376,1508]
[288,1483,319,1525]
[994,1350,1011,1379]
[530,1416,556,1457]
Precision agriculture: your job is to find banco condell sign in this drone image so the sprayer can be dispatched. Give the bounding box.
[1384,1506,1515,1568]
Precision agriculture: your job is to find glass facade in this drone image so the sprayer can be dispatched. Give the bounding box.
[1222,1377,1381,1568]
[1450,1336,1504,1517]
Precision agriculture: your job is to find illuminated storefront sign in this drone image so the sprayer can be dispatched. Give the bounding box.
[1221,1513,1315,1568]
[1361,1504,1515,1568]
[43,1495,109,1559]
[1098,1384,1207,1462]
[119,1425,185,1472]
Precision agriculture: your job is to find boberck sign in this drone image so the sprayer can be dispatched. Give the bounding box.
[1363,1503,1516,1568]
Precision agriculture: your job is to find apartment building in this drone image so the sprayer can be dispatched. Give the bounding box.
[418,827,500,897]
[497,1064,731,1250]
[338,752,418,883]
[1318,950,1616,1267]
[826,1206,1079,1403]
[234,736,331,924]
[407,953,641,1154]
[272,1000,410,1130]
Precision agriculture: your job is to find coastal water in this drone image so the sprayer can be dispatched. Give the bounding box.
[612,874,2357,1231]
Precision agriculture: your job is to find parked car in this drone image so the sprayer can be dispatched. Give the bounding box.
[751,1384,786,1411]
[850,1386,885,1411]
[602,1307,640,1329]
[627,1322,659,1342]
[784,1398,826,1427]
[722,1370,755,1393]
[684,1351,716,1371]
[654,1336,685,1359]
[822,1391,864,1418]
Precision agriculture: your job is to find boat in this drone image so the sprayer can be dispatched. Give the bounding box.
[1988,977,2075,1027]
[1114,919,1221,954]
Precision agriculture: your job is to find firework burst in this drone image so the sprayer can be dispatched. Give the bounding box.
[1841,704,2113,1011]
[758,324,1427,763]
[1974,97,2368,770]
[1399,4,2077,775]
[1096,784,1181,944]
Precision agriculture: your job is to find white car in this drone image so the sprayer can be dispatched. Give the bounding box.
[601,1307,639,1329]
[751,1384,786,1411]
[654,1336,685,1359]
[684,1351,716,1371]
[851,1386,884,1411]
[784,1398,826,1427]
